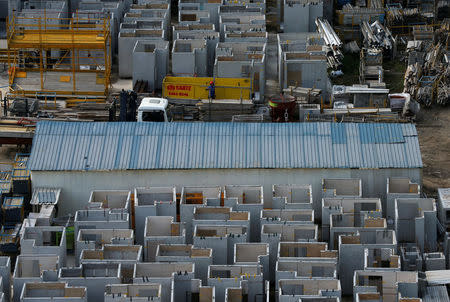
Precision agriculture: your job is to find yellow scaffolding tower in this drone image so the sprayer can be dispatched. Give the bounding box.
[6,15,111,100]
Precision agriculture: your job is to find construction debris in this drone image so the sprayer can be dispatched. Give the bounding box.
[403,41,450,106]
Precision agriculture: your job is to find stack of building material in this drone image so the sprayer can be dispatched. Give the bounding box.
[2,196,24,226]
[315,18,343,69]
[282,0,323,33]
[359,48,384,87]
[0,171,12,205]
[282,86,322,103]
[197,99,255,121]
[404,41,449,106]
[0,224,21,254]
[361,21,395,53]
[336,4,384,26]
[413,25,434,40]
[386,8,423,28]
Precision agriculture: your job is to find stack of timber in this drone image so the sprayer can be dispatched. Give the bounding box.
[169,103,199,121]
[41,103,110,121]
[197,99,255,121]
[74,103,110,121]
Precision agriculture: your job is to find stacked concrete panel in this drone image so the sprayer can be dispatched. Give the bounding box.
[180,185,221,243]
[118,3,170,78]
[87,190,131,213]
[0,257,10,302]
[132,262,195,302]
[20,282,87,302]
[155,244,212,283]
[261,223,318,281]
[233,243,269,280]
[132,41,169,91]
[20,226,67,267]
[322,198,382,242]
[192,207,250,234]
[144,216,185,261]
[173,23,217,39]
[75,229,134,266]
[261,209,315,225]
[179,6,211,24]
[283,0,323,32]
[105,284,162,302]
[74,210,129,240]
[386,178,420,223]
[330,213,386,250]
[277,33,330,97]
[79,244,142,265]
[224,185,264,241]
[179,0,220,27]
[219,15,265,40]
[423,252,446,271]
[400,245,423,272]
[338,230,397,295]
[394,198,437,252]
[172,39,208,77]
[276,258,337,288]
[437,188,450,230]
[134,186,176,244]
[214,42,266,101]
[208,264,264,302]
[364,247,400,271]
[73,1,125,54]
[272,184,313,210]
[193,225,248,265]
[59,263,122,302]
[278,279,341,300]
[13,255,60,302]
[353,270,418,301]
[278,242,338,261]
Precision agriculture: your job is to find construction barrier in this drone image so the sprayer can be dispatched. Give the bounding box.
[162,76,252,100]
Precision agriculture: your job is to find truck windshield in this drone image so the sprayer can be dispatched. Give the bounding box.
[142,111,165,122]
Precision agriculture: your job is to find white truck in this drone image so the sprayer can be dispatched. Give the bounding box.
[137,97,172,122]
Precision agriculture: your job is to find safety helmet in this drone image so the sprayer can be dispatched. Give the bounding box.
[210,81,214,85]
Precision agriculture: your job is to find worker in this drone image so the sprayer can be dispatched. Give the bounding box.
[207,81,216,99]
[2,94,6,117]
[108,97,117,121]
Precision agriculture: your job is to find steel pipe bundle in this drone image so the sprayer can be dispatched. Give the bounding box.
[315,18,342,48]
[361,20,395,50]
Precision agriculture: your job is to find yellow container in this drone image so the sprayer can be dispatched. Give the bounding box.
[162,76,252,100]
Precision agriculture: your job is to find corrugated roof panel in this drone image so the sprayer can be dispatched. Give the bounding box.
[401,123,418,136]
[316,122,331,136]
[404,136,423,168]
[331,123,347,144]
[28,122,422,171]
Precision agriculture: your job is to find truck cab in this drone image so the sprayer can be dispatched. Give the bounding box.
[137,97,171,122]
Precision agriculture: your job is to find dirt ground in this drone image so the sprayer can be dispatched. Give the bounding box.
[416,106,450,196]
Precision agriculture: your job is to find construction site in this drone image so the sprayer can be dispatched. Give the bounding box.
[0,0,448,301]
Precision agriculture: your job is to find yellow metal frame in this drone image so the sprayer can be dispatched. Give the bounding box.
[6,15,111,100]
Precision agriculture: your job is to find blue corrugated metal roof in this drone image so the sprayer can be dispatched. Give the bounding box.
[28,121,423,171]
